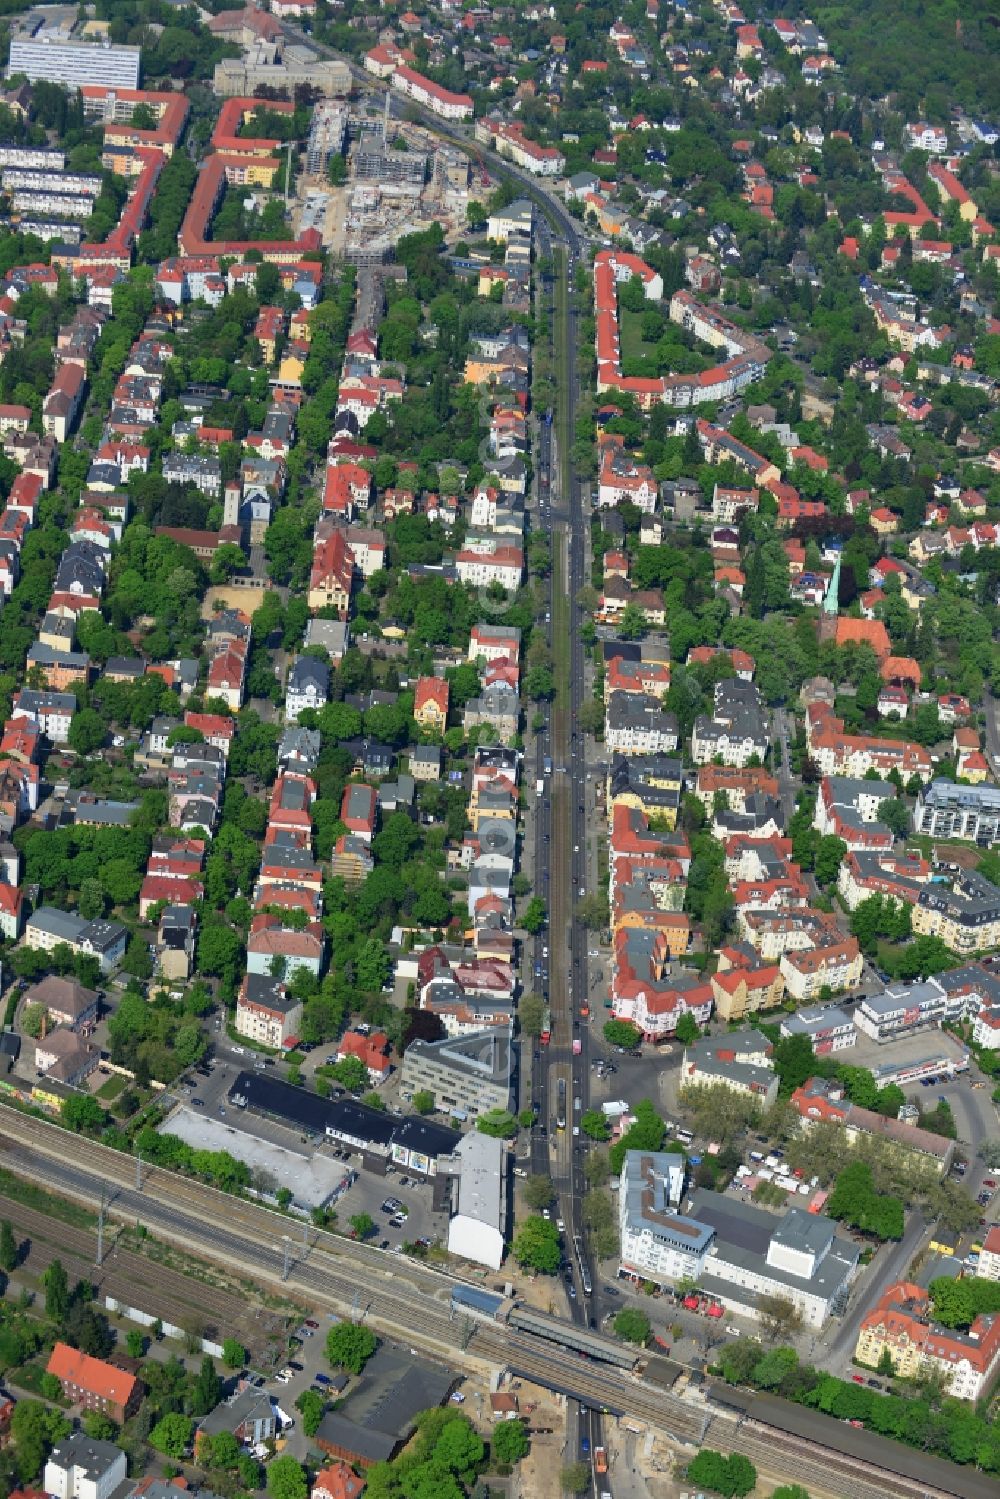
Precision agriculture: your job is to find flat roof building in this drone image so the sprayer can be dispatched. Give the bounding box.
[401,1030,512,1120]
[8,38,140,89]
[618,1151,859,1329]
[446,1129,506,1270]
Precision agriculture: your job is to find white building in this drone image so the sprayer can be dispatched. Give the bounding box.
[619,1151,702,1284]
[455,542,523,592]
[391,65,473,120]
[486,200,533,243]
[44,1435,128,1499]
[446,1129,506,1271]
[780,1003,856,1054]
[285,655,329,721]
[619,1157,859,1330]
[8,39,140,89]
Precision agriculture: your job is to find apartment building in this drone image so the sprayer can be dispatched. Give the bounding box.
[235,973,303,1050]
[856,1282,1000,1401]
[914,780,1000,846]
[679,1030,780,1107]
[780,936,863,1002]
[912,869,1000,954]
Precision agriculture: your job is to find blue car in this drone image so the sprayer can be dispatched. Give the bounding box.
[581,1436,590,1455]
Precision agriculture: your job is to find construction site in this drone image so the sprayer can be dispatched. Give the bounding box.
[292,97,476,264]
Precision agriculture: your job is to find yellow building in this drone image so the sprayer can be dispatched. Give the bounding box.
[710,963,785,1022]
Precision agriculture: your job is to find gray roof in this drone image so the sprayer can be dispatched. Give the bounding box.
[771,1207,835,1258]
[404,1030,511,1086]
[621,1151,711,1253]
[278,725,321,767]
[197,1388,273,1438]
[289,655,330,693]
[315,1343,454,1464]
[47,1434,122,1480]
[689,1188,859,1301]
[28,906,85,943]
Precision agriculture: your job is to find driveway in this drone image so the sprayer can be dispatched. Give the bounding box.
[821,1210,931,1373]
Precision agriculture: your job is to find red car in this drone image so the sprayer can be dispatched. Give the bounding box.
[984,1179,997,1189]
[851,1374,865,1385]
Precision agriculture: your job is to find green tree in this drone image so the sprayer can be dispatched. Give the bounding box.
[927,1276,978,1329]
[518,993,546,1038]
[561,1462,591,1494]
[674,1012,700,1045]
[294,1388,326,1437]
[576,891,610,929]
[757,1295,803,1343]
[62,1095,104,1133]
[613,1308,651,1346]
[266,1456,308,1499]
[68,707,106,755]
[412,1090,435,1115]
[580,1109,610,1141]
[326,1321,377,1375]
[221,1337,246,1369]
[603,1019,641,1050]
[521,897,547,934]
[349,1212,375,1240]
[11,1400,69,1482]
[523,1175,556,1210]
[491,1418,530,1465]
[150,1413,193,1459]
[332,1055,367,1091]
[207,1431,241,1470]
[877,798,910,838]
[512,1215,562,1274]
[0,1221,17,1273]
[434,1416,484,1478]
[81,1411,117,1442]
[125,1329,145,1359]
[476,1109,517,1138]
[814,835,847,887]
[687,1450,757,1498]
[192,1356,222,1417]
[43,1258,69,1320]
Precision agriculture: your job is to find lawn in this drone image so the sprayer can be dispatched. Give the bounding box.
[96,1075,126,1102]
[619,307,660,366]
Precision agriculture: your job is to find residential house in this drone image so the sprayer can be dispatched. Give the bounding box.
[45,1345,140,1422]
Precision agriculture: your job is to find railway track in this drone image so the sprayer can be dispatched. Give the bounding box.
[719,1419,952,1499]
[0,1110,986,1499]
[0,1175,289,1358]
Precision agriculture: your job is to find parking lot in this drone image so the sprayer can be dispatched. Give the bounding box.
[331,1164,450,1250]
[847,1026,969,1076]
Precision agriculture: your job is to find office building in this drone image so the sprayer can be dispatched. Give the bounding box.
[8,39,140,89]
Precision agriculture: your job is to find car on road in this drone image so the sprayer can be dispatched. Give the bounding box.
[851,1374,865,1385]
[603,1285,619,1296]
[580,1435,589,1454]
[304,1319,319,1329]
[192,1098,204,1107]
